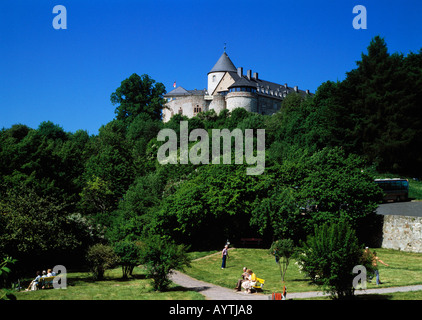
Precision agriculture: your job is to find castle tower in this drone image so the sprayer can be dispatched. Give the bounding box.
[226,77,258,113]
[207,52,237,95]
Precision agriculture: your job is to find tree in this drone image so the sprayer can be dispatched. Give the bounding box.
[0,123,90,210]
[111,73,166,123]
[251,147,383,244]
[105,172,165,243]
[155,164,259,249]
[139,235,190,291]
[341,36,422,175]
[114,241,142,279]
[126,113,163,175]
[296,220,362,299]
[83,120,135,203]
[270,239,295,283]
[79,175,115,216]
[0,185,85,267]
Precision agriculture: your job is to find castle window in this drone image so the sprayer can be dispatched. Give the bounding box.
[194,106,202,114]
[212,75,216,82]
[178,108,183,115]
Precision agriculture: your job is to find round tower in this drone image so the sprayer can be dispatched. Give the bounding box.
[207,52,237,95]
[226,78,257,113]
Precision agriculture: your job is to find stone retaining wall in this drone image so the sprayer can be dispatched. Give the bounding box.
[382,215,422,253]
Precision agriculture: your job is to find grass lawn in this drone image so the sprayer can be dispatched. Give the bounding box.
[183,248,422,295]
[14,266,205,300]
[409,179,422,200]
[302,290,422,300]
[12,248,422,300]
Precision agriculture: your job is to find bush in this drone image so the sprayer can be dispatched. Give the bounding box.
[0,256,17,300]
[114,241,142,279]
[296,220,362,299]
[139,235,190,291]
[86,243,119,280]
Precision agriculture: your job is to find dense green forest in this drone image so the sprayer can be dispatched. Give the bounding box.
[1,36,421,274]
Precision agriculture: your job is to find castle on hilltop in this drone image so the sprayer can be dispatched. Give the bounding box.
[162,51,312,122]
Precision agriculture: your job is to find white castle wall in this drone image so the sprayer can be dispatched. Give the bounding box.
[226,92,257,113]
[209,95,226,114]
[163,95,208,121]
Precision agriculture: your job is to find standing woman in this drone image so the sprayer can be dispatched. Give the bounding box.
[221,245,229,269]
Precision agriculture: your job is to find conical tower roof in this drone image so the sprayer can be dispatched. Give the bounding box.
[208,52,237,74]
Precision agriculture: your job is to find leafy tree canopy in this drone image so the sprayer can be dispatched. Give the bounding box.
[111,73,166,123]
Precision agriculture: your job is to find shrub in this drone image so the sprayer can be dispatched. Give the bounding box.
[139,235,190,291]
[296,220,362,299]
[86,243,119,280]
[114,241,142,279]
[0,256,17,300]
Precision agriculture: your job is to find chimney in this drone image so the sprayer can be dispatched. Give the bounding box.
[237,67,243,77]
[306,89,310,95]
[285,83,288,89]
[253,72,258,80]
[247,69,252,80]
[294,86,298,92]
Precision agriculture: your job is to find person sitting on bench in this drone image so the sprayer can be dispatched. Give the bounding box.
[241,269,257,294]
[234,267,249,291]
[26,271,42,291]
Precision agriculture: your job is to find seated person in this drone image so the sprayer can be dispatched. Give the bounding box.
[234,267,249,291]
[26,271,42,291]
[241,269,257,294]
[44,269,55,288]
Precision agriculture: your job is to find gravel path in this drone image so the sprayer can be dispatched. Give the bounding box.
[170,270,422,300]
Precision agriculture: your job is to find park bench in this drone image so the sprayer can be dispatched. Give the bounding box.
[37,276,56,289]
[240,238,263,247]
[251,278,265,292]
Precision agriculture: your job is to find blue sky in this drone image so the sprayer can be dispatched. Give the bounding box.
[1,0,421,135]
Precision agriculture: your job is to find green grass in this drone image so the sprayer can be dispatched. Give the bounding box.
[302,290,422,300]
[183,248,422,294]
[409,179,422,200]
[14,266,205,300]
[12,248,422,300]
